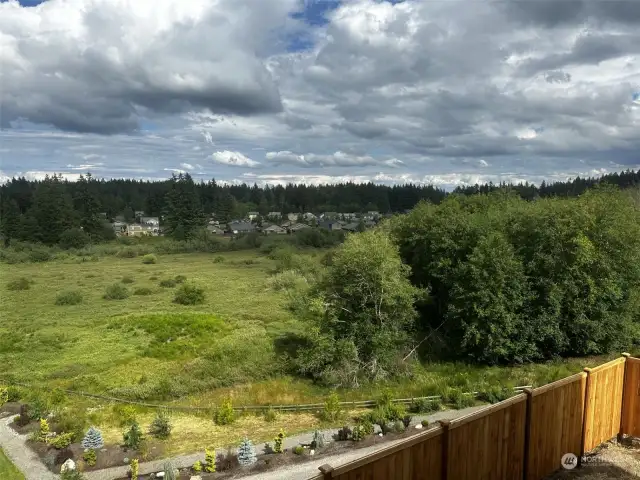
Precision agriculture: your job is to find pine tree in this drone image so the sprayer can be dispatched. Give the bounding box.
[164,174,206,239]
[74,174,103,238]
[237,438,257,467]
[204,448,216,473]
[30,174,75,245]
[123,206,135,223]
[215,190,235,225]
[81,426,104,450]
[1,199,21,245]
[17,215,40,242]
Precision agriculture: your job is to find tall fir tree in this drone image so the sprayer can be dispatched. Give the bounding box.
[215,191,235,225]
[74,174,103,238]
[164,173,206,239]
[29,175,75,245]
[1,199,21,246]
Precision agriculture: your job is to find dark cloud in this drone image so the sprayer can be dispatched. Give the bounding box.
[501,0,640,27]
[545,71,572,83]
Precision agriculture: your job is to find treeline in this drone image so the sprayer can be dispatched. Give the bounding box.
[289,186,640,385]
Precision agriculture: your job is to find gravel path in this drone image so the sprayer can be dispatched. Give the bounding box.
[0,414,58,480]
[0,406,484,480]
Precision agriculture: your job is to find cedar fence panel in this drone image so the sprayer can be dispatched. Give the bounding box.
[525,373,586,480]
[324,427,444,480]
[621,356,640,438]
[582,357,626,452]
[445,394,527,480]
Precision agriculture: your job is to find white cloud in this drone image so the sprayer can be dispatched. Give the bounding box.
[180,163,195,171]
[211,150,261,168]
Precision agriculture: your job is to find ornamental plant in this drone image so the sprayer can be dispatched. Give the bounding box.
[204,448,216,473]
[81,426,104,450]
[237,438,257,467]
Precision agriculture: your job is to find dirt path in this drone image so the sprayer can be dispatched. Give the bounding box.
[0,414,58,480]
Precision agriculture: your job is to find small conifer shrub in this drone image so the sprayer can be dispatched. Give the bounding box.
[82,426,104,450]
[237,438,257,467]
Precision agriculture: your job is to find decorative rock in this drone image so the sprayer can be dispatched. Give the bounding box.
[60,459,76,473]
[190,476,203,480]
[123,457,130,464]
[309,449,315,456]
[156,473,165,478]
[415,423,423,429]
[378,433,383,437]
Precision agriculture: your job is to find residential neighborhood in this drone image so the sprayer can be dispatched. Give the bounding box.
[108,210,385,238]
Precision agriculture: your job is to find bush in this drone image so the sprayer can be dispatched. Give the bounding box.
[410,398,441,414]
[55,291,83,306]
[351,425,365,442]
[320,392,342,422]
[192,460,203,473]
[174,275,187,284]
[6,386,21,402]
[112,404,137,427]
[52,410,87,441]
[0,387,8,406]
[121,276,135,284]
[421,419,429,427]
[274,429,285,453]
[237,438,257,466]
[293,445,305,455]
[38,418,50,442]
[393,420,405,432]
[129,458,139,479]
[336,426,352,441]
[159,279,177,288]
[478,385,514,404]
[311,430,325,450]
[6,277,31,291]
[204,448,216,473]
[216,450,239,472]
[443,388,476,409]
[149,410,172,439]
[214,398,235,425]
[213,256,225,263]
[173,282,205,305]
[83,448,97,466]
[133,287,153,296]
[103,283,129,300]
[59,228,91,250]
[402,415,412,429]
[61,470,86,480]
[82,426,104,450]
[123,422,144,450]
[141,254,157,264]
[48,432,74,449]
[263,407,277,423]
[29,247,52,262]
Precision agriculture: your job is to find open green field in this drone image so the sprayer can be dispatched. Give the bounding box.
[0,249,627,454]
[0,448,24,480]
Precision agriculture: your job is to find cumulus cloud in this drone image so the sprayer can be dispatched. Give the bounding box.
[0,0,639,187]
[211,151,261,168]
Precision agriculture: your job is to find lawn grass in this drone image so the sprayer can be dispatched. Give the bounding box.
[0,448,25,480]
[0,248,633,457]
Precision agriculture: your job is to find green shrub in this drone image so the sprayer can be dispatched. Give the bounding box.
[133,287,153,296]
[478,385,513,404]
[51,410,87,441]
[111,404,137,427]
[149,410,172,439]
[402,415,412,428]
[204,448,216,472]
[351,425,365,441]
[55,291,83,306]
[192,460,203,473]
[37,418,50,442]
[48,432,73,449]
[174,275,187,284]
[116,247,139,258]
[173,282,205,305]
[263,407,277,423]
[121,276,135,284]
[274,429,285,453]
[393,420,405,432]
[159,279,177,288]
[61,470,86,480]
[214,398,235,425]
[410,398,441,414]
[0,387,7,406]
[59,228,90,250]
[336,426,351,441]
[83,448,97,466]
[311,430,325,449]
[293,445,305,455]
[213,256,225,263]
[129,458,139,479]
[141,254,157,264]
[215,450,239,472]
[6,386,21,402]
[421,419,429,427]
[320,392,342,422]
[443,388,476,409]
[123,421,144,449]
[6,277,31,291]
[104,283,129,300]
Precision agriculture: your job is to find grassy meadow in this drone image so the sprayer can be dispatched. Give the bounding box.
[0,248,628,455]
[0,448,24,480]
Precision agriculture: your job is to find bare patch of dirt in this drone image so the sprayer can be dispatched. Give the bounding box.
[546,440,640,480]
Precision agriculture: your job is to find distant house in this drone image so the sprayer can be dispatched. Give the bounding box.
[287,213,299,222]
[321,212,339,220]
[342,222,360,232]
[319,220,342,231]
[111,221,126,235]
[124,224,158,237]
[247,212,259,221]
[263,224,286,235]
[281,220,294,228]
[303,212,317,221]
[228,222,256,234]
[206,225,225,235]
[140,216,159,226]
[342,213,358,220]
[267,211,282,220]
[289,223,310,233]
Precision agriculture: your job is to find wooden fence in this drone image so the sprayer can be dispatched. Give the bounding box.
[314,354,640,480]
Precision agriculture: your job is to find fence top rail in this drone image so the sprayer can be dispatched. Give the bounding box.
[328,425,444,477]
[449,393,527,430]
[626,356,640,364]
[585,356,626,374]
[531,372,586,398]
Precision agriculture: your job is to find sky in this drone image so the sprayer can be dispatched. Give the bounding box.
[0,0,639,189]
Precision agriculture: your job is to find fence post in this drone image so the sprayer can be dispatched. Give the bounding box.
[618,353,631,442]
[522,388,534,480]
[580,367,592,466]
[319,463,334,480]
[439,419,450,480]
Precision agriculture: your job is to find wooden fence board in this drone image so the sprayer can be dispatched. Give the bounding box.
[583,358,626,452]
[526,373,586,480]
[446,395,527,480]
[621,357,640,438]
